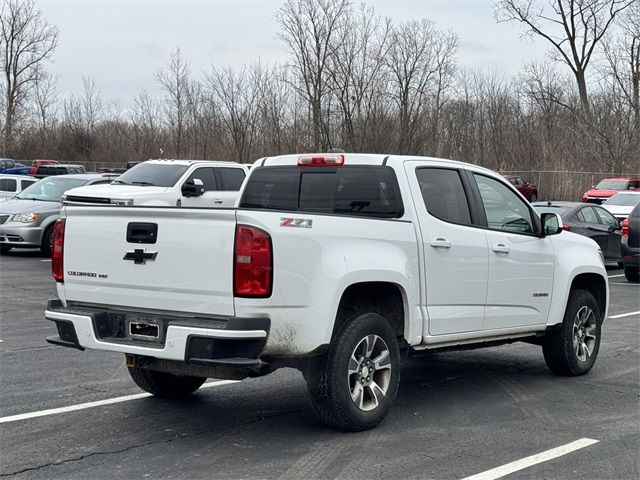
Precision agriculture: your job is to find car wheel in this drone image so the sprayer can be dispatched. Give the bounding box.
[40,225,53,256]
[306,312,400,431]
[0,246,11,255]
[624,265,639,283]
[127,366,206,398]
[530,192,538,202]
[542,289,601,376]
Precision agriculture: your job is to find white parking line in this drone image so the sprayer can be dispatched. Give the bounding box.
[461,438,599,480]
[0,379,238,424]
[607,274,625,278]
[608,310,640,319]
[609,282,639,286]
[40,259,51,262]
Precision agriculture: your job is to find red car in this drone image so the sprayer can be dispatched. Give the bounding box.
[504,175,538,202]
[582,177,640,204]
[29,159,60,175]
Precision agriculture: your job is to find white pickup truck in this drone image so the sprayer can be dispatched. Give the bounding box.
[46,153,608,431]
[64,159,249,207]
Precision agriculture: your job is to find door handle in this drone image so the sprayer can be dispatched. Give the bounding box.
[430,238,451,249]
[213,199,223,205]
[492,243,510,254]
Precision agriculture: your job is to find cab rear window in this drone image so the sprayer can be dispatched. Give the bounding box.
[240,166,404,218]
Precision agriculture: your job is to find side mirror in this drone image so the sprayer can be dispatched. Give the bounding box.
[541,212,562,237]
[182,178,205,198]
[629,187,636,191]
[609,224,618,233]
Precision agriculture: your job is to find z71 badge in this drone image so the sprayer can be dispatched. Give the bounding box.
[280,218,313,228]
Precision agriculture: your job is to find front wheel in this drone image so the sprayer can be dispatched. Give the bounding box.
[40,226,53,256]
[128,366,206,398]
[542,289,601,376]
[306,312,400,431]
[0,246,11,255]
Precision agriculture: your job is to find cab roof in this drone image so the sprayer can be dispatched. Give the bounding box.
[145,159,245,167]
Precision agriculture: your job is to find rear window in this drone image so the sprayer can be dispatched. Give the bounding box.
[240,166,404,218]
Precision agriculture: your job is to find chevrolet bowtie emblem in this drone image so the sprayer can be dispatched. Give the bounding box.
[123,249,158,265]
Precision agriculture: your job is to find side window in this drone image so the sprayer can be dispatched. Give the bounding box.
[474,174,535,234]
[594,207,617,226]
[20,180,36,190]
[629,180,640,189]
[0,178,17,192]
[577,207,599,224]
[218,167,246,191]
[508,177,518,186]
[186,167,218,191]
[416,168,472,224]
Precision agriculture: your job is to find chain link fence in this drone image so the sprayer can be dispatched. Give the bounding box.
[501,171,640,202]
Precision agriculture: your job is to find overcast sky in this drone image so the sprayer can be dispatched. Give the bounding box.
[38,0,549,104]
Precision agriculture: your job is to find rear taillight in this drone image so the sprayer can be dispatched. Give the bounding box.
[51,219,65,282]
[298,154,345,167]
[621,218,629,237]
[562,224,571,231]
[234,225,272,297]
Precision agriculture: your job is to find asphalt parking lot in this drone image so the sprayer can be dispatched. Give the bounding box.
[1,250,638,480]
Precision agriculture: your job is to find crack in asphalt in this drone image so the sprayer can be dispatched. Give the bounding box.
[0,406,312,477]
[577,381,640,398]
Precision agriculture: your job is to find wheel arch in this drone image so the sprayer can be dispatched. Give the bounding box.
[570,273,607,321]
[331,281,409,345]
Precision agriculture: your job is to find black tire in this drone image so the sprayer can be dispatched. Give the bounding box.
[127,366,206,398]
[542,289,601,376]
[40,225,53,256]
[624,265,639,283]
[530,192,538,202]
[306,312,400,432]
[0,246,11,255]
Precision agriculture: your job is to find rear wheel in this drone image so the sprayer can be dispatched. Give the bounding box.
[40,226,53,256]
[306,312,400,431]
[127,366,206,398]
[624,265,639,282]
[542,289,601,376]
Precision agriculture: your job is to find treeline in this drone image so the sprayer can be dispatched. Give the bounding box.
[1,0,639,175]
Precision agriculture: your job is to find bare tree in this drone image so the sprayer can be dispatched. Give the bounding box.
[603,2,640,129]
[496,0,633,114]
[276,0,350,150]
[156,47,189,157]
[31,67,58,133]
[0,0,58,153]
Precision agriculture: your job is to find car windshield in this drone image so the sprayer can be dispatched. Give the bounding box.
[604,193,640,206]
[113,163,188,187]
[595,180,627,190]
[16,177,87,202]
[533,205,572,217]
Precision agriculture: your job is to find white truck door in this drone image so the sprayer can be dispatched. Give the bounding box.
[180,166,226,208]
[405,163,489,335]
[472,173,554,329]
[212,167,248,207]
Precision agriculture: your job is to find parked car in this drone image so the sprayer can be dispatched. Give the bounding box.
[46,153,608,432]
[33,164,86,178]
[504,175,538,202]
[0,158,31,175]
[64,159,250,207]
[29,159,61,175]
[582,177,640,204]
[532,201,622,265]
[0,174,38,201]
[0,174,114,255]
[601,191,640,221]
[621,203,639,282]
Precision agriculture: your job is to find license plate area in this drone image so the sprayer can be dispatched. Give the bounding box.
[128,316,160,340]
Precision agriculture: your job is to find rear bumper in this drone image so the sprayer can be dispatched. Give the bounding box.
[45,299,270,366]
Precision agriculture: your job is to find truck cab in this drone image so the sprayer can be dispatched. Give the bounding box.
[63,159,250,207]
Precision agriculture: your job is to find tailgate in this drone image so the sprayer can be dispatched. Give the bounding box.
[62,206,236,316]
